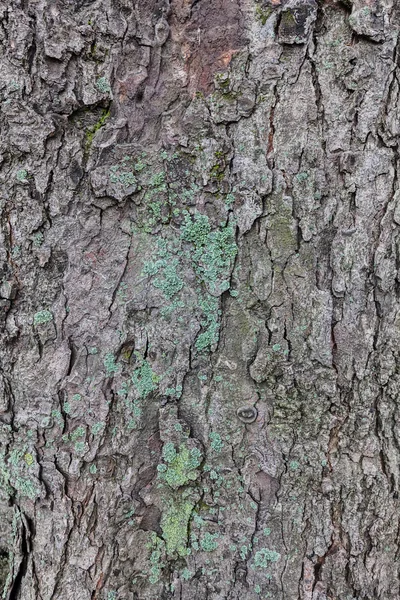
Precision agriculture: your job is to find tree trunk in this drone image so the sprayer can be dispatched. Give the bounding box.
[1,0,400,598]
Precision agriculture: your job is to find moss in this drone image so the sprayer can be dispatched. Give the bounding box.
[215,74,231,90]
[255,4,272,25]
[209,163,225,181]
[281,9,296,27]
[84,107,110,151]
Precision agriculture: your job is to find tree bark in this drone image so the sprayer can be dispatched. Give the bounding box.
[1,0,400,599]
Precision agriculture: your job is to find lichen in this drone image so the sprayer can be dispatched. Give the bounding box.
[69,426,86,442]
[181,567,192,580]
[95,76,111,93]
[158,442,202,489]
[103,353,121,377]
[253,548,281,568]
[209,432,224,453]
[109,164,137,188]
[181,211,237,294]
[16,169,28,182]
[161,498,194,557]
[33,232,44,247]
[200,532,219,552]
[91,422,105,435]
[131,354,159,398]
[33,310,53,325]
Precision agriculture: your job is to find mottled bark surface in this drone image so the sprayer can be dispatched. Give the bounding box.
[1,0,400,598]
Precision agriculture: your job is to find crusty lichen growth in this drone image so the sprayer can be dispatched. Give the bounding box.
[33,310,53,325]
[160,496,195,557]
[157,442,202,489]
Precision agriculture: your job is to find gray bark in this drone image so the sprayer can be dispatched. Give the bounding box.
[1,0,400,599]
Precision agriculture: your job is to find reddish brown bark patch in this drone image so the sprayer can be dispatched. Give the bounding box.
[175,0,248,95]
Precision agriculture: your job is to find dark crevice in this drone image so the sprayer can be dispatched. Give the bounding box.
[8,517,29,600]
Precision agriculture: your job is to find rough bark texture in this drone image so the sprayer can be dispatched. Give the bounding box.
[1,0,400,599]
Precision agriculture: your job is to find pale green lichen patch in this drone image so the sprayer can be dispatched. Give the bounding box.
[181,567,192,580]
[253,548,281,568]
[141,206,237,352]
[209,432,224,453]
[181,211,237,295]
[103,352,121,377]
[161,498,194,557]
[110,164,137,188]
[16,169,28,182]
[95,76,111,93]
[143,255,184,300]
[0,446,40,501]
[33,310,53,325]
[131,353,159,398]
[200,531,219,552]
[147,534,166,584]
[158,442,202,489]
